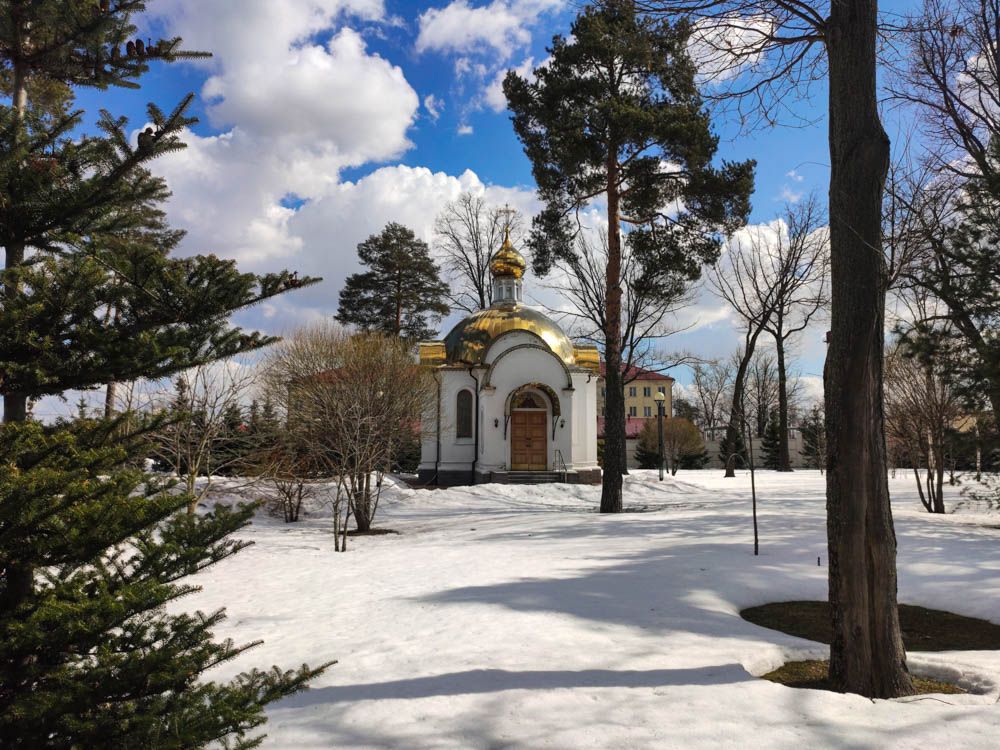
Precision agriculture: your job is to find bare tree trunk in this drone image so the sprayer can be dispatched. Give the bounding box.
[775,336,793,471]
[104,381,117,420]
[601,150,624,513]
[824,0,913,698]
[723,328,765,477]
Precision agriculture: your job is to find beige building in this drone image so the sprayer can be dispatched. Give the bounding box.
[597,364,674,420]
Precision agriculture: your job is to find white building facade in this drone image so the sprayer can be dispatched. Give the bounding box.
[417,232,602,486]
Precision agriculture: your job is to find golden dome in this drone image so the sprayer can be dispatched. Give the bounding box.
[443,304,576,366]
[489,229,526,279]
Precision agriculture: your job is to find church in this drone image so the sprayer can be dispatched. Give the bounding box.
[417,230,602,486]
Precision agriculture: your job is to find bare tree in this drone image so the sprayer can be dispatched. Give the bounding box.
[544,230,698,472]
[433,193,523,313]
[641,0,915,696]
[546,231,697,376]
[689,359,734,437]
[742,349,780,438]
[150,361,258,515]
[892,0,1000,182]
[663,417,707,475]
[263,324,435,539]
[709,222,784,475]
[761,198,828,470]
[885,337,963,514]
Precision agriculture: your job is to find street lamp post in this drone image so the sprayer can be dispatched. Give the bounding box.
[654,391,666,481]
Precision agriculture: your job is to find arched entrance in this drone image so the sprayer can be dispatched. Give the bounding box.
[509,389,549,470]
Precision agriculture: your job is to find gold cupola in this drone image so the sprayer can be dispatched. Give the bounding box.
[490,227,526,307]
[489,227,526,280]
[418,225,601,373]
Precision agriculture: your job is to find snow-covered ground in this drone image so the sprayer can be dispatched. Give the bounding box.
[189,470,1000,749]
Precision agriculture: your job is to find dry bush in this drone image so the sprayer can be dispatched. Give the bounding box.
[261,323,435,547]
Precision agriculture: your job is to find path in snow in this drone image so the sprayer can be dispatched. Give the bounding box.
[189,470,1000,749]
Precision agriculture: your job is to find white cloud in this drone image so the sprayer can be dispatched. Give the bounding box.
[424,94,444,121]
[779,186,803,204]
[416,0,562,60]
[688,14,775,85]
[785,169,804,182]
[483,56,537,112]
[457,123,474,135]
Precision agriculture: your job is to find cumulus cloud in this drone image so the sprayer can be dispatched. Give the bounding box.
[483,56,537,111]
[457,123,474,135]
[416,0,562,60]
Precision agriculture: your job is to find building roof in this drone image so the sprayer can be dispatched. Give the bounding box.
[440,304,578,366]
[597,416,655,439]
[598,363,675,382]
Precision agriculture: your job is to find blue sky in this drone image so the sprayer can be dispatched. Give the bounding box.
[33,0,927,417]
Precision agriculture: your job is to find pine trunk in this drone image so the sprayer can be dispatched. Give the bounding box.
[601,151,624,513]
[775,335,792,471]
[824,0,913,698]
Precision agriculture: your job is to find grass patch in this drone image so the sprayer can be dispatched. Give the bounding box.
[761,659,965,694]
[741,601,1000,652]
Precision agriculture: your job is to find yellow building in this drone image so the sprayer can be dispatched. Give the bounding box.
[597,364,675,436]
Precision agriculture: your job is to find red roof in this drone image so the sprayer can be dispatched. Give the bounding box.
[597,416,655,439]
[598,363,675,381]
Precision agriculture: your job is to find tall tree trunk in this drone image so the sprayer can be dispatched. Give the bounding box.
[723,327,765,477]
[1,241,27,424]
[775,335,792,471]
[601,152,624,513]
[1,59,33,688]
[3,59,28,425]
[395,273,402,337]
[824,0,913,698]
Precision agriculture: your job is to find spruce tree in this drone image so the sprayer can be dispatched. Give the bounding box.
[1,2,329,745]
[335,222,449,341]
[504,0,754,512]
[800,404,827,471]
[760,413,782,470]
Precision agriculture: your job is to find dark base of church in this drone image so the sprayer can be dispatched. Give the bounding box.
[416,468,602,487]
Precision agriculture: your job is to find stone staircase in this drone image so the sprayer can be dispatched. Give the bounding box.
[502,471,565,484]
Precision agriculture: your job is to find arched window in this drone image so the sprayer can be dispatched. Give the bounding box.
[456,389,473,438]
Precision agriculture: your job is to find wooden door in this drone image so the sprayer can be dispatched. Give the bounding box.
[511,410,547,470]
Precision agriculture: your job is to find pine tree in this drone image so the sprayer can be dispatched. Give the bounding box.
[504,0,754,511]
[1,3,329,745]
[800,403,827,472]
[761,413,782,470]
[336,222,449,341]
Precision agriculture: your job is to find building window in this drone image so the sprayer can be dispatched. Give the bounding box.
[628,406,637,417]
[644,406,652,417]
[643,386,651,397]
[658,385,665,394]
[628,386,637,397]
[456,389,473,438]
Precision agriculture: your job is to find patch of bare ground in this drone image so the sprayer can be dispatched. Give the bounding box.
[761,659,965,694]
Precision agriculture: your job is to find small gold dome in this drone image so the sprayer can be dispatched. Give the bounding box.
[489,229,526,279]
[443,304,576,366]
